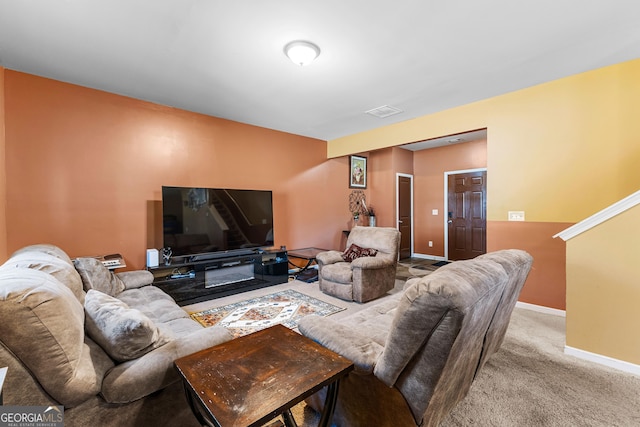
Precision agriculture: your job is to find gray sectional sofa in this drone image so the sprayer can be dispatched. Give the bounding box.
[0,244,232,426]
[299,249,533,427]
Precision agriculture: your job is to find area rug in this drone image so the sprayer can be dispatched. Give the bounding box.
[189,289,345,338]
[396,261,437,281]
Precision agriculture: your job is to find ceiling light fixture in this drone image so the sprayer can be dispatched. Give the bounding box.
[284,41,320,66]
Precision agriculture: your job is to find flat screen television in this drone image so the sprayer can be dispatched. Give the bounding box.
[162,186,274,258]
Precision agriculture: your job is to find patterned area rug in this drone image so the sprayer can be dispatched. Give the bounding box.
[189,289,345,338]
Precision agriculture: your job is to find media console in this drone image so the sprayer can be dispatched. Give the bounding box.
[148,249,288,306]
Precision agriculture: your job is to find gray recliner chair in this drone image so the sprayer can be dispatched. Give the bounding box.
[316,226,400,303]
[299,249,533,427]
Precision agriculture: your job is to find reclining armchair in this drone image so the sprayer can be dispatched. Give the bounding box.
[316,226,400,303]
[299,249,533,427]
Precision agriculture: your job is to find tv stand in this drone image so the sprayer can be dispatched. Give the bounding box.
[148,249,288,306]
[188,249,256,262]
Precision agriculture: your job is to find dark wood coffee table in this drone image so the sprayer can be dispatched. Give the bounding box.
[174,324,354,427]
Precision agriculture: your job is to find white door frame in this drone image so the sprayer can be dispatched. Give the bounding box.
[443,167,487,260]
[396,173,414,257]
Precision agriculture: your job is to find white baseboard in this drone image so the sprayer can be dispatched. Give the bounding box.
[515,301,566,317]
[564,346,640,377]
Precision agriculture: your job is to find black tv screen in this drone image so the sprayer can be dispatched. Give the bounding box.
[162,186,274,257]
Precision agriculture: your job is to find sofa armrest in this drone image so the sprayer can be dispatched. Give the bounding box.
[298,315,383,374]
[403,276,422,290]
[316,250,344,266]
[115,270,154,290]
[101,326,233,403]
[350,256,395,270]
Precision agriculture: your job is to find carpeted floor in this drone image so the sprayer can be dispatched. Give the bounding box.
[181,261,640,426]
[439,308,640,426]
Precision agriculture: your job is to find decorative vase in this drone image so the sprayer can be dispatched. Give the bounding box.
[369,216,376,227]
[161,247,172,266]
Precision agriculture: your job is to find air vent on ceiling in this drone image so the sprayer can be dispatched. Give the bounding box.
[365,105,403,118]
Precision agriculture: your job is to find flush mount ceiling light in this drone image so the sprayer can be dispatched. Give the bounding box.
[284,40,321,66]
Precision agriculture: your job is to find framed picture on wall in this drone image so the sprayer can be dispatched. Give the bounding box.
[349,155,367,188]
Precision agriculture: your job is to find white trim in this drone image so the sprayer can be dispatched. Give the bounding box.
[564,346,640,377]
[0,366,6,404]
[553,189,640,241]
[516,301,566,317]
[411,253,446,261]
[396,173,414,257]
[443,168,487,260]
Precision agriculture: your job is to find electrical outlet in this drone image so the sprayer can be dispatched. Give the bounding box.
[428,241,433,247]
[432,209,438,215]
[508,211,525,221]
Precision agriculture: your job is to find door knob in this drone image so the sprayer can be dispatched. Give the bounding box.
[447,219,453,224]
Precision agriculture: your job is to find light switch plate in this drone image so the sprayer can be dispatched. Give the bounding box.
[432,209,438,215]
[508,211,525,221]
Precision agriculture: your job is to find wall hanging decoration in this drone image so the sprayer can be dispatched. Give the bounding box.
[349,190,367,226]
[349,155,367,188]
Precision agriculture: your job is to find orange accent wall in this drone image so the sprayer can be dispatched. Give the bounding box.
[413,139,487,256]
[368,147,413,229]
[488,221,571,310]
[0,66,6,260]
[2,70,353,269]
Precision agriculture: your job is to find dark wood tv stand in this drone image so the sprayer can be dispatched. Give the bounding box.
[148,249,288,306]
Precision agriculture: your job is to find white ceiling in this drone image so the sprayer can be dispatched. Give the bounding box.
[1,1,640,142]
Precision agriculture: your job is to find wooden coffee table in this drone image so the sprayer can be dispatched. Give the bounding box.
[174,324,354,427]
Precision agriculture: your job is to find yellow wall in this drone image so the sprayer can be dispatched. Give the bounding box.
[329,59,640,223]
[329,58,640,364]
[566,204,640,365]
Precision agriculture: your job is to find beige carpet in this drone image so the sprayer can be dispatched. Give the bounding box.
[182,275,640,427]
[440,308,640,426]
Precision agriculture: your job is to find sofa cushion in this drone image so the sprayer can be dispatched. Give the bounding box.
[84,290,171,362]
[0,268,113,407]
[117,285,192,326]
[115,270,154,290]
[74,257,126,296]
[321,262,353,284]
[342,243,378,262]
[2,250,85,304]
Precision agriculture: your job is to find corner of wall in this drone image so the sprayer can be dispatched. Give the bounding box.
[0,66,7,261]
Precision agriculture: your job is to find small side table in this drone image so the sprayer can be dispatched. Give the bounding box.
[288,247,329,282]
[174,324,353,427]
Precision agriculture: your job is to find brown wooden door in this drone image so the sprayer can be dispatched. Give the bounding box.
[398,175,412,259]
[447,170,486,260]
